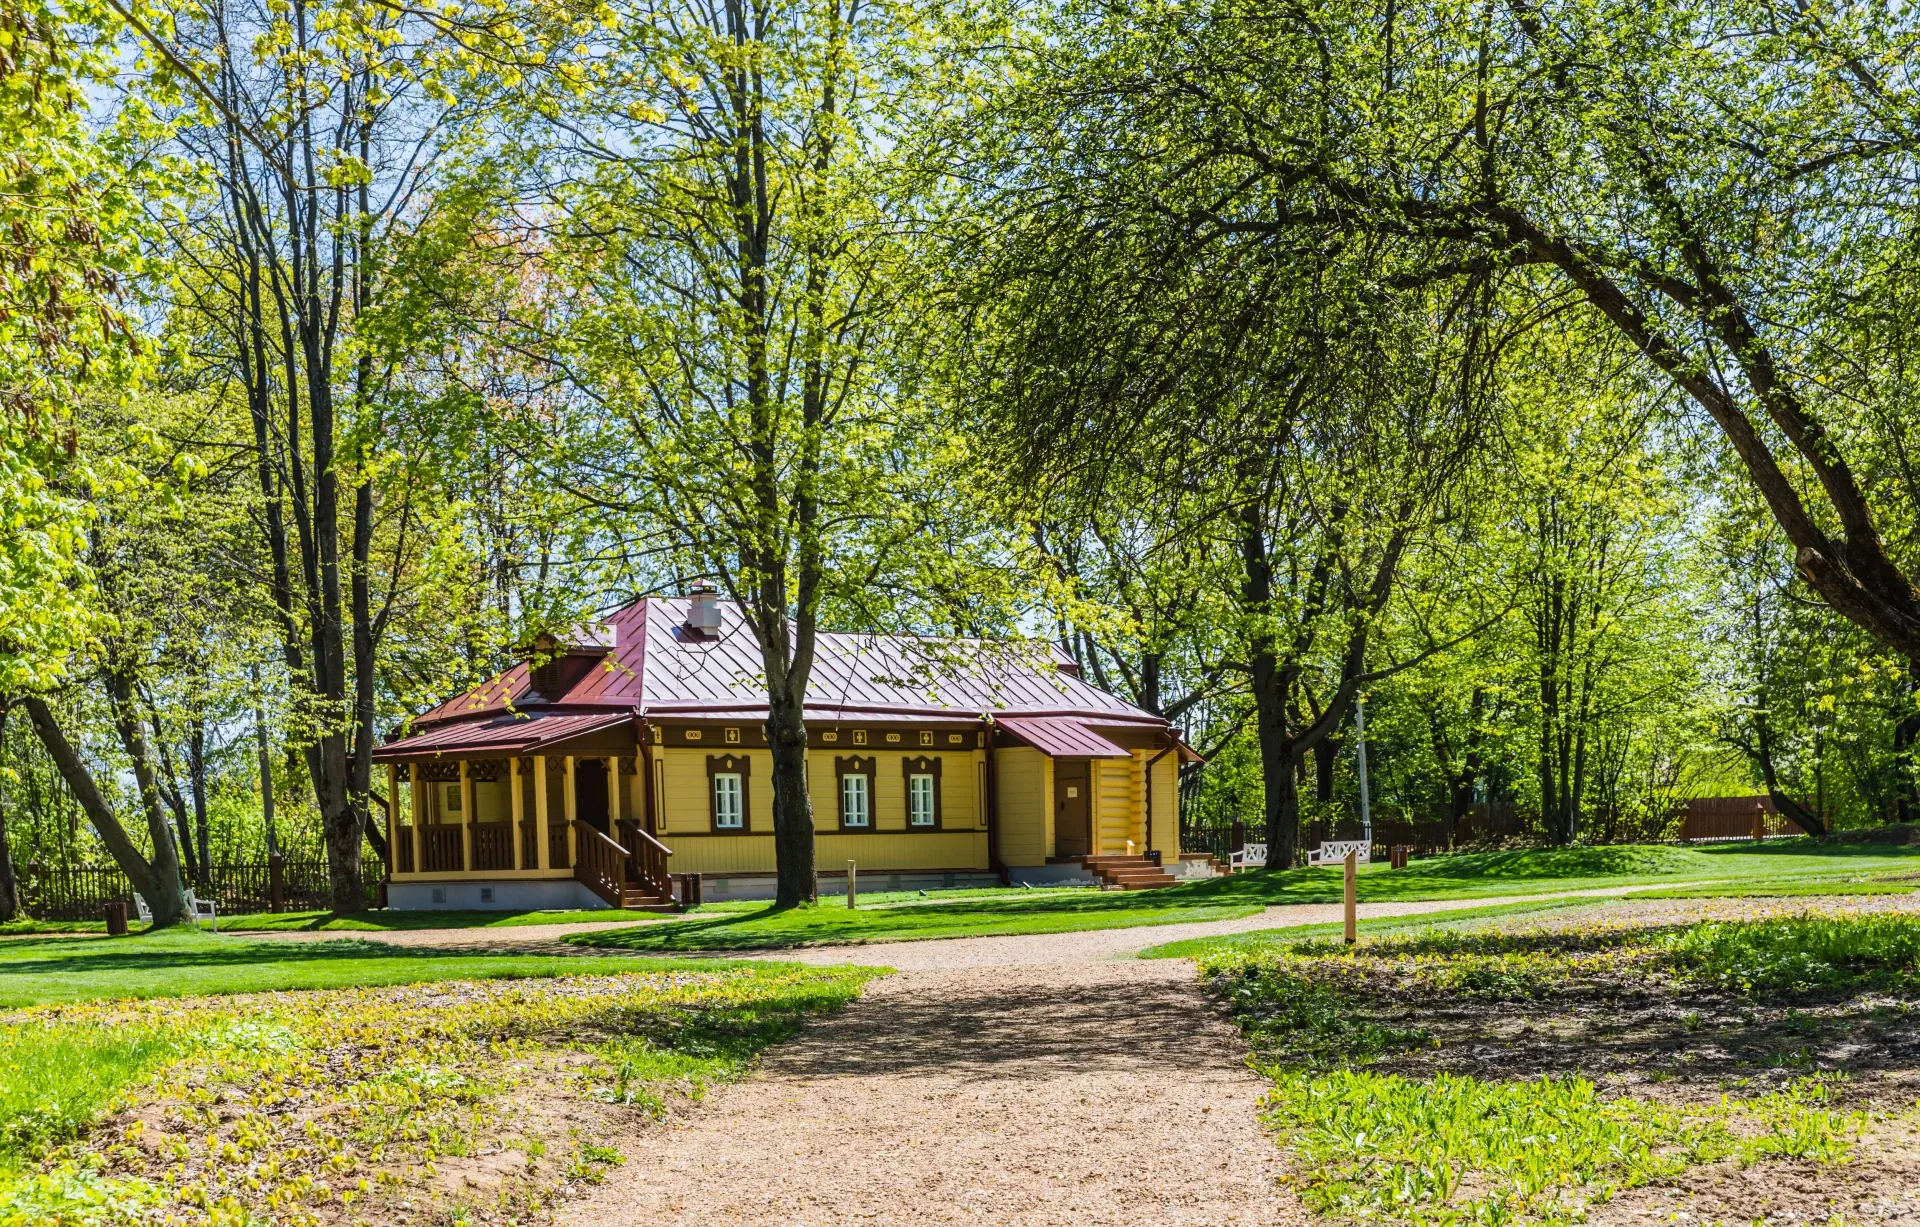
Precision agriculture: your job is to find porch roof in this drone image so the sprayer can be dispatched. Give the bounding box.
[992,715,1134,759]
[370,711,631,761]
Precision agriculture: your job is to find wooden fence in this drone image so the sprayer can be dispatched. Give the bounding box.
[18,858,386,920]
[1183,804,1534,862]
[1676,795,1803,842]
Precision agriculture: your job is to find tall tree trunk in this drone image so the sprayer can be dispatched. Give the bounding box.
[22,696,189,927]
[1894,661,1920,825]
[188,716,211,881]
[1754,710,1828,838]
[0,705,17,922]
[767,686,816,907]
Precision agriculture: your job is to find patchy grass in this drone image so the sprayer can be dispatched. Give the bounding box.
[0,1024,183,1171]
[1266,1069,1862,1226]
[0,962,876,1226]
[0,928,788,1008]
[1199,909,1908,1226]
[1663,911,1920,995]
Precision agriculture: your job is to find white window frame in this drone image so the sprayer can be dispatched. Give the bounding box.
[713,772,744,830]
[841,773,871,828]
[908,773,937,827]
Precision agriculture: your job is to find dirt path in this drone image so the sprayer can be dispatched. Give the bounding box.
[550,887,1675,1227]
[560,958,1297,1227]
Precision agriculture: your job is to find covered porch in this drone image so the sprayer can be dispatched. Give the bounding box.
[373,713,677,910]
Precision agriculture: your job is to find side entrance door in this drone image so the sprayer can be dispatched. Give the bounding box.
[1054,760,1092,858]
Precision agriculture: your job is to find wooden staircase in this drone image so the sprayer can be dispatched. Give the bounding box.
[576,819,683,912]
[619,885,678,912]
[1079,854,1177,890]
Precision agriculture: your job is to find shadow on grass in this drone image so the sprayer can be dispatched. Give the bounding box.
[0,930,495,977]
[570,890,1249,952]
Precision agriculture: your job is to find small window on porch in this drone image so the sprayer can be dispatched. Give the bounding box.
[908,774,936,827]
[443,784,462,814]
[713,773,744,829]
[841,774,870,828]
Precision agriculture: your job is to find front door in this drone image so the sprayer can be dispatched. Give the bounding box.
[575,759,610,834]
[1054,760,1092,858]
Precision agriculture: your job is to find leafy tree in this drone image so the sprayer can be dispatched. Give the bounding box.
[503,0,968,906]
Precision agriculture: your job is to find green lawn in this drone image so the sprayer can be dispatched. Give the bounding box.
[570,841,1920,952]
[1161,840,1920,907]
[0,928,780,1008]
[569,892,1262,951]
[1140,896,1610,959]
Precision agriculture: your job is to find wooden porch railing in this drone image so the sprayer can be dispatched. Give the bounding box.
[573,821,627,907]
[617,819,674,900]
[471,822,514,871]
[421,825,464,872]
[394,825,415,874]
[519,820,539,868]
[548,821,571,870]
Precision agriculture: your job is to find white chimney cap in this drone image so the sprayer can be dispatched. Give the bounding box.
[685,583,722,633]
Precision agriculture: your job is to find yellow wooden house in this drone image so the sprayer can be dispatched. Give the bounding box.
[372,589,1199,908]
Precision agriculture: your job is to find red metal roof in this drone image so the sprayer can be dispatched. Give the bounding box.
[372,711,631,761]
[396,597,1172,745]
[993,716,1134,758]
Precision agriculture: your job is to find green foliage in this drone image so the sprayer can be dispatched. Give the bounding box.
[1204,914,1874,1226]
[1264,1069,1860,1227]
[0,1024,181,1170]
[1664,914,1920,996]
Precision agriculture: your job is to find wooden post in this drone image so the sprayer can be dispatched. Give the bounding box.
[610,756,625,827]
[846,859,857,909]
[1343,849,1358,945]
[386,763,400,873]
[1753,804,1765,842]
[564,755,579,866]
[1231,819,1246,853]
[510,758,526,869]
[459,760,475,871]
[533,755,551,868]
[409,764,424,874]
[269,852,285,913]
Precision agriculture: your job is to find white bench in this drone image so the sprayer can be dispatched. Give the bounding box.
[132,890,219,931]
[1228,842,1267,871]
[1307,840,1372,867]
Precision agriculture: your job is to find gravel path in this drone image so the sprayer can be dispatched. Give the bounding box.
[551,886,1674,1226]
[560,958,1298,1227]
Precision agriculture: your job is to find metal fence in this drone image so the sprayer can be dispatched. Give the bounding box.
[18,858,386,920]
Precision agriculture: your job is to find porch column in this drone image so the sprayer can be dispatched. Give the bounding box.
[564,754,579,865]
[410,764,425,872]
[533,754,551,869]
[609,757,625,828]
[510,757,526,869]
[386,763,399,873]
[459,760,475,870]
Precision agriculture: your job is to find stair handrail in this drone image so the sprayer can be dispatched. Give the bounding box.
[616,820,674,899]
[572,820,630,907]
